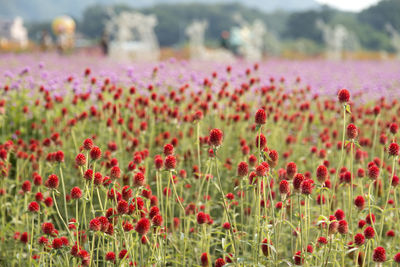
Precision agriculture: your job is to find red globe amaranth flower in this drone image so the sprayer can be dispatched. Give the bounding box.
[71,187,82,199]
[338,89,350,103]
[338,220,348,234]
[279,180,290,196]
[46,174,59,189]
[237,161,249,177]
[83,138,93,150]
[286,162,297,179]
[388,143,400,156]
[75,153,86,166]
[215,258,226,267]
[152,214,163,226]
[197,212,207,224]
[90,146,102,160]
[135,218,150,236]
[200,252,209,267]
[390,123,398,135]
[255,133,267,149]
[209,128,223,147]
[52,238,63,249]
[368,165,379,180]
[89,218,101,231]
[372,247,386,263]
[163,144,174,156]
[105,252,116,263]
[394,252,400,263]
[28,201,40,212]
[133,172,145,186]
[261,238,271,257]
[346,124,358,139]
[366,213,376,225]
[354,233,365,246]
[255,109,266,125]
[334,209,345,220]
[317,237,328,246]
[364,226,375,239]
[300,179,313,195]
[164,155,176,170]
[293,173,304,191]
[316,165,328,183]
[110,166,121,179]
[354,195,365,210]
[293,251,304,265]
[42,222,55,235]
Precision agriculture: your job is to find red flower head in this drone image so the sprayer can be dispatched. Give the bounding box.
[354,233,365,246]
[55,150,64,163]
[110,166,121,179]
[209,128,223,147]
[293,173,304,191]
[200,252,209,267]
[279,180,290,196]
[215,258,226,267]
[316,165,328,183]
[346,124,358,139]
[197,212,207,224]
[152,214,163,226]
[286,162,297,179]
[28,201,40,212]
[372,247,386,263]
[237,161,249,177]
[338,89,350,103]
[394,252,400,263]
[354,195,365,210]
[164,155,176,170]
[364,226,375,239]
[255,133,267,149]
[388,143,400,156]
[83,138,93,150]
[389,123,398,135]
[368,165,379,180]
[42,222,55,235]
[75,153,86,166]
[71,187,82,199]
[105,252,116,263]
[334,209,345,220]
[301,179,313,195]
[261,238,271,257]
[89,218,101,231]
[255,109,266,125]
[90,146,102,160]
[135,218,150,235]
[338,220,348,234]
[163,144,174,156]
[131,172,144,187]
[46,174,59,189]
[293,251,304,265]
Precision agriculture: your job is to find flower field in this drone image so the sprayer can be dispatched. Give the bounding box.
[1,54,400,266]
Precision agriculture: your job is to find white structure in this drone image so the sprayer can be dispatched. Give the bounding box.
[185,20,234,62]
[386,24,400,59]
[233,14,266,61]
[316,19,359,60]
[0,16,28,48]
[106,11,160,62]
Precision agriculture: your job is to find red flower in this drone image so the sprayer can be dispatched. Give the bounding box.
[338,89,350,103]
[105,252,116,262]
[354,233,365,246]
[28,201,40,212]
[237,161,249,177]
[164,155,176,170]
[75,153,86,166]
[279,180,290,195]
[215,258,226,267]
[135,218,150,236]
[354,195,365,210]
[200,252,209,267]
[300,179,313,195]
[83,138,93,150]
[388,143,400,156]
[42,222,54,235]
[209,128,223,147]
[316,165,328,183]
[293,251,304,265]
[372,247,386,263]
[71,187,82,199]
[364,226,375,239]
[255,109,266,125]
[52,238,63,249]
[368,165,379,180]
[163,144,174,156]
[133,172,145,186]
[152,214,163,226]
[117,200,129,214]
[286,162,297,179]
[261,238,271,257]
[55,150,64,163]
[90,146,102,160]
[394,252,400,263]
[197,212,207,224]
[338,220,348,234]
[334,209,345,220]
[255,133,267,149]
[46,174,59,189]
[110,166,121,179]
[346,124,358,139]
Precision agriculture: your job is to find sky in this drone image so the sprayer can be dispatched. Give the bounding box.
[315,0,380,11]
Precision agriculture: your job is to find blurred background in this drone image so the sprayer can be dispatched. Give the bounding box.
[0,0,399,60]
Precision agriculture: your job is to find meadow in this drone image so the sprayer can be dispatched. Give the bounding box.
[1,54,400,266]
